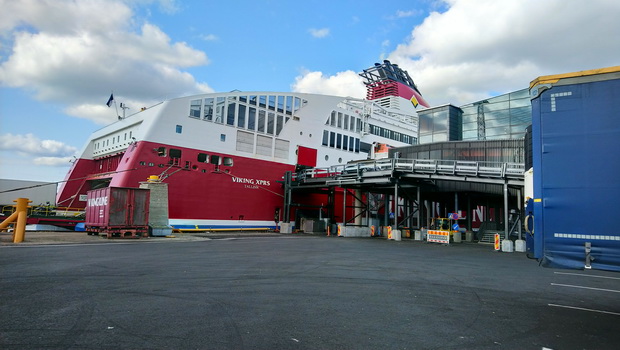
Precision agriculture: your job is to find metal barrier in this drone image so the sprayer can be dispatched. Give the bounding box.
[296,159,524,182]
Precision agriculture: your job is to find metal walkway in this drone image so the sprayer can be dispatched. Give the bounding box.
[295,158,525,187]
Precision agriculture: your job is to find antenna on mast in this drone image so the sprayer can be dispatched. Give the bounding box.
[120,103,130,119]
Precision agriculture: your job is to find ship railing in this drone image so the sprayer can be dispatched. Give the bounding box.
[297,159,525,182]
[1,204,85,218]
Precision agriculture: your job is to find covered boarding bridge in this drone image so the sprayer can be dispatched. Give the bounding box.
[281,139,526,241]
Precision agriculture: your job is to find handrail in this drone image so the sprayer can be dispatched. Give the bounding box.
[295,158,525,182]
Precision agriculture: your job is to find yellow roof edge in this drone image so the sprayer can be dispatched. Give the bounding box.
[529,66,620,89]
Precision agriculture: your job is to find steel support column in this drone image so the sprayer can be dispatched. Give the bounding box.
[504,182,509,240]
[417,187,421,229]
[394,182,399,228]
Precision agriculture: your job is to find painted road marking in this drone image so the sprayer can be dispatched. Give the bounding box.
[554,271,620,280]
[551,283,620,293]
[548,304,620,316]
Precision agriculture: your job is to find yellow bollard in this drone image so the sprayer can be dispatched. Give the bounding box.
[13,211,27,243]
[11,198,31,243]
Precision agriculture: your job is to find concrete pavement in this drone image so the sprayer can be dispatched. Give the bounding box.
[1,235,619,349]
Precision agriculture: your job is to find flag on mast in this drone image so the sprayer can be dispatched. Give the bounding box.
[106,93,114,107]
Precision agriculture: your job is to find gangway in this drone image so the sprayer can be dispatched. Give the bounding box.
[284,158,524,238]
[295,159,524,187]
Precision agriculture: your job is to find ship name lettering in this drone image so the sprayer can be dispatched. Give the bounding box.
[232,177,255,185]
[232,177,271,187]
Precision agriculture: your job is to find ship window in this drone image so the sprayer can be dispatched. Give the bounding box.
[322,130,329,146]
[157,147,167,156]
[350,117,355,131]
[268,95,276,111]
[148,162,154,167]
[176,125,183,133]
[249,95,257,105]
[293,97,301,112]
[239,95,247,103]
[330,111,336,126]
[238,104,246,128]
[248,107,256,131]
[285,96,293,115]
[129,131,132,138]
[276,114,284,135]
[337,112,343,128]
[267,112,275,135]
[344,115,349,130]
[259,95,267,108]
[220,134,226,142]
[227,99,236,126]
[189,99,201,118]
[223,157,233,166]
[258,110,266,133]
[169,148,182,158]
[342,135,349,151]
[204,97,214,121]
[329,132,335,147]
[214,97,225,123]
[124,133,127,140]
[349,137,354,151]
[197,153,209,163]
[139,161,146,166]
[277,96,284,113]
[336,134,342,149]
[210,155,221,165]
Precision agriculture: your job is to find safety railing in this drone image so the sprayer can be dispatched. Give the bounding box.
[1,204,85,218]
[295,159,525,182]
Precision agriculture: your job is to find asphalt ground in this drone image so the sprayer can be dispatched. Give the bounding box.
[1,232,619,349]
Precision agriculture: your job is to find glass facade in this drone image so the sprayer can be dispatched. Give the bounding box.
[418,104,463,144]
[417,88,531,144]
[460,88,530,141]
[392,139,524,163]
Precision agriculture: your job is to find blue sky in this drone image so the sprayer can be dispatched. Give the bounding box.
[1,0,619,184]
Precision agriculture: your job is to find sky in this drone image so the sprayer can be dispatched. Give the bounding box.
[1,0,619,183]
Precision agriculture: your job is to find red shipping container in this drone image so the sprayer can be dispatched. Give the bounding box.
[85,187,150,238]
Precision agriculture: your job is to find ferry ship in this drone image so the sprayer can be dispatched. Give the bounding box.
[56,61,430,230]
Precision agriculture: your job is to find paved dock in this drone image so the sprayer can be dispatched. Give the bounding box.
[1,233,619,349]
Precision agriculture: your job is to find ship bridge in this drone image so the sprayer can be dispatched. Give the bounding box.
[282,158,525,240]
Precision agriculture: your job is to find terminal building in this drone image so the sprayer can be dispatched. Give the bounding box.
[417,88,531,144]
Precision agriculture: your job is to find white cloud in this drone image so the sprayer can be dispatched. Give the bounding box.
[155,0,181,14]
[33,156,74,167]
[199,33,219,41]
[291,70,366,98]
[0,0,211,123]
[0,133,77,157]
[395,10,416,18]
[388,0,620,106]
[308,28,330,38]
